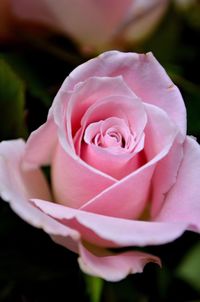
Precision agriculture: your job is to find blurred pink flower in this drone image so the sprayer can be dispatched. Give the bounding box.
[8,0,169,51]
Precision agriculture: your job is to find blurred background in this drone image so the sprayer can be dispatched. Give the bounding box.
[0,0,200,301]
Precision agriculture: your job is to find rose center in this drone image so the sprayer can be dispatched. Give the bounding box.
[100,128,124,148]
[83,117,139,155]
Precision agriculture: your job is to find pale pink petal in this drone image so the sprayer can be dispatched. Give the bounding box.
[144,104,183,218]
[151,133,184,218]
[81,161,155,219]
[0,139,51,201]
[155,136,200,232]
[0,140,80,253]
[52,144,116,209]
[32,199,188,249]
[23,118,57,169]
[61,51,186,135]
[78,245,161,282]
[143,103,178,161]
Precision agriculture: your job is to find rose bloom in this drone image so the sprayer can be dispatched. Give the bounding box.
[1,51,200,281]
[4,0,168,51]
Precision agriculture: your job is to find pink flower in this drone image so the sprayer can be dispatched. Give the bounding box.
[1,51,200,281]
[9,0,168,51]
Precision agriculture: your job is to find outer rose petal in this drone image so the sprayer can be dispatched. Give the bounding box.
[0,139,80,253]
[59,51,186,135]
[0,139,51,201]
[78,245,161,282]
[32,199,188,249]
[155,136,200,232]
[151,133,184,218]
[23,118,57,169]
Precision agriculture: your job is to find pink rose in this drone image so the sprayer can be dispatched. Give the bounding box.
[9,0,168,51]
[1,51,200,281]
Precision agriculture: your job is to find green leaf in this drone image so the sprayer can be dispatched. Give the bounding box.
[176,242,200,292]
[1,52,51,107]
[0,37,83,108]
[0,59,27,139]
[84,274,104,302]
[176,2,200,30]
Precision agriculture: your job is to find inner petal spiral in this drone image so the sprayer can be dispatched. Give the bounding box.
[84,117,136,155]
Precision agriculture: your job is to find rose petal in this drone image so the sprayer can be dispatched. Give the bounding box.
[151,133,184,218]
[81,161,155,219]
[78,244,161,282]
[52,144,116,208]
[155,136,200,232]
[143,103,178,161]
[31,199,188,249]
[61,51,186,135]
[0,139,80,252]
[23,118,57,169]
[0,139,51,201]
[81,143,143,179]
